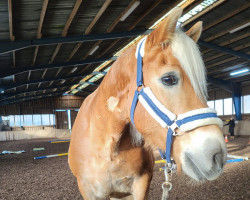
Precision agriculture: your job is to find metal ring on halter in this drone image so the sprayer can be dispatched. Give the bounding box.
[162,181,172,191]
[136,84,144,92]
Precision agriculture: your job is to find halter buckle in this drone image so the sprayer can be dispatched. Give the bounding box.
[136,84,144,92]
[168,121,179,136]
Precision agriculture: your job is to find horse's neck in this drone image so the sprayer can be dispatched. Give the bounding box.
[91,47,136,148]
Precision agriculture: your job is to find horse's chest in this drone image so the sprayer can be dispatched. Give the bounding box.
[110,176,134,197]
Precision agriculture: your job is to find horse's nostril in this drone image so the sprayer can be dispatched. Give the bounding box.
[213,152,224,170]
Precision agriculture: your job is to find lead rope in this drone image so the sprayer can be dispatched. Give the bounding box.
[161,159,177,200]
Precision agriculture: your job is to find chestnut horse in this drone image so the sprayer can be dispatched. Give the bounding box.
[69,8,227,200]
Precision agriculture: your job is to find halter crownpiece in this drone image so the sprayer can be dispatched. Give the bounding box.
[130,37,223,164]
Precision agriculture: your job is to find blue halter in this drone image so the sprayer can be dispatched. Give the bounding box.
[130,37,222,164]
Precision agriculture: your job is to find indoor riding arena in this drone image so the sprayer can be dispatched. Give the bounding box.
[0,0,249,200]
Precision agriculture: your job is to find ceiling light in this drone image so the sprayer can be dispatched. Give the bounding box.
[89,45,99,55]
[70,67,78,73]
[61,80,66,84]
[229,22,250,34]
[230,69,249,76]
[120,1,140,21]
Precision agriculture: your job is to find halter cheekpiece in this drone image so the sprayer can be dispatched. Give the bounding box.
[130,37,223,164]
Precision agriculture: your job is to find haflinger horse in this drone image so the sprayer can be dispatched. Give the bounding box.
[69,7,227,200]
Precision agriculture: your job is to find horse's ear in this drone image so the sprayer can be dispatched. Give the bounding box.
[147,7,183,47]
[185,21,203,43]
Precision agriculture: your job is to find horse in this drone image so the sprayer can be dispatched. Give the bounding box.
[68,7,227,200]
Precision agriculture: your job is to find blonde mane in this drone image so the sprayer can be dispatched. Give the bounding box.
[170,30,207,102]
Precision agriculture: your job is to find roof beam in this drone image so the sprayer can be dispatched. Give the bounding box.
[203,32,250,57]
[0,29,152,54]
[49,0,82,64]
[204,19,250,42]
[203,2,250,31]
[0,83,75,100]
[0,71,107,92]
[207,76,241,95]
[0,56,116,79]
[198,40,250,60]
[204,43,250,62]
[66,0,112,61]
[32,0,49,66]
[8,0,15,69]
[0,91,65,106]
[182,0,226,26]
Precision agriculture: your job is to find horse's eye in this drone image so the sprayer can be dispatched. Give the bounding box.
[161,75,177,86]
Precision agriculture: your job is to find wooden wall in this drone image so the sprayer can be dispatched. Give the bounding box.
[0,95,84,115]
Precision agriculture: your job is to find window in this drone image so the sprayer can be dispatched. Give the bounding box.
[50,114,55,125]
[215,99,223,115]
[33,115,42,126]
[23,115,33,126]
[9,116,14,126]
[42,114,50,125]
[207,100,214,109]
[244,95,250,113]
[15,115,23,126]
[224,98,232,115]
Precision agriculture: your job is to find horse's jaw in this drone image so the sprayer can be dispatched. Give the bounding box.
[176,125,227,181]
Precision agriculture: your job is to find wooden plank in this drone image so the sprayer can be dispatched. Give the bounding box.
[203,2,250,31]
[129,0,162,31]
[48,0,82,87]
[205,19,250,42]
[208,60,249,75]
[37,0,49,39]
[8,0,14,41]
[183,0,226,26]
[67,0,112,61]
[77,0,196,86]
[62,0,82,37]
[85,0,112,34]
[8,0,15,68]
[207,57,238,69]
[49,0,82,64]
[49,44,62,64]
[32,0,49,65]
[204,43,250,62]
[106,0,140,33]
[202,32,250,54]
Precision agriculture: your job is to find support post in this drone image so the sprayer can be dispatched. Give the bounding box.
[233,93,242,120]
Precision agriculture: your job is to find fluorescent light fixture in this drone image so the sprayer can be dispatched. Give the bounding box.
[120,1,140,21]
[229,22,250,34]
[75,109,79,111]
[89,45,99,55]
[70,67,78,73]
[230,69,249,76]
[56,109,66,112]
[61,80,66,84]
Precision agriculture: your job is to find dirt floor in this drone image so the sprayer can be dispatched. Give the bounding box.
[0,137,249,200]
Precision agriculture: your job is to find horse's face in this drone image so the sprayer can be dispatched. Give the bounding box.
[132,8,227,181]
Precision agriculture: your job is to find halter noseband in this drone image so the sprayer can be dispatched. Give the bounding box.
[130,37,223,164]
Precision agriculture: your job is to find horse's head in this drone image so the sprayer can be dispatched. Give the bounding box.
[129,8,227,181]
